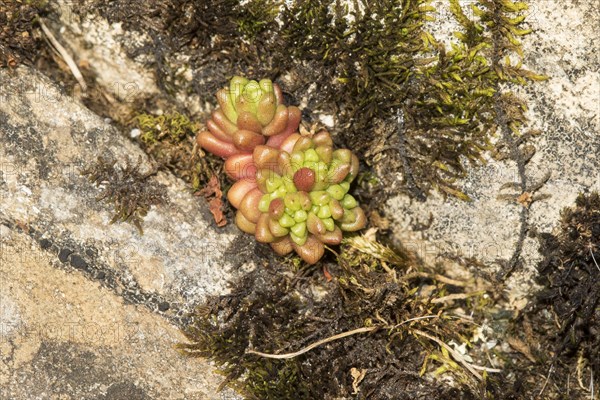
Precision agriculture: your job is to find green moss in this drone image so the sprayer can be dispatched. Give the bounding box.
[133,111,218,192]
[136,112,199,144]
[271,0,547,200]
[278,0,428,114]
[235,0,280,41]
[78,0,546,201]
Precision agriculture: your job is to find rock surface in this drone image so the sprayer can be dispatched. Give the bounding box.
[0,67,242,399]
[385,0,599,308]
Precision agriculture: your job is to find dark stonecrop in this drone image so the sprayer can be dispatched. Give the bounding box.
[197,76,366,264]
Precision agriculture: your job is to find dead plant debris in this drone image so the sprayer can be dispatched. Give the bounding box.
[0,0,46,68]
[195,175,227,227]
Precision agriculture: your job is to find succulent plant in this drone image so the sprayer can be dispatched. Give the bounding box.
[197,76,301,158]
[197,77,366,264]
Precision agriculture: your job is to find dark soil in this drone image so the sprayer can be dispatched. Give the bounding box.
[0,0,46,67]
[497,192,599,399]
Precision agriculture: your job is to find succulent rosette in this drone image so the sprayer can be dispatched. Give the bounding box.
[197,76,301,158]
[198,77,366,264]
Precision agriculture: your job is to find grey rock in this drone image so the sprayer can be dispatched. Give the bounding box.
[0,67,243,399]
[385,0,599,308]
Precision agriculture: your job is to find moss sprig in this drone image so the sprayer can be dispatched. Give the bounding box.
[83,155,168,233]
[137,112,200,144]
[396,0,548,199]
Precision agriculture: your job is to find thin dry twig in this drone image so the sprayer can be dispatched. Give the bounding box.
[411,329,502,380]
[246,315,440,360]
[591,248,600,273]
[591,369,595,400]
[431,291,486,304]
[538,362,555,399]
[39,18,87,90]
[400,271,469,287]
[246,326,379,359]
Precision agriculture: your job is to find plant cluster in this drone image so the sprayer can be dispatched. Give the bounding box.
[198,77,366,264]
[79,0,546,201]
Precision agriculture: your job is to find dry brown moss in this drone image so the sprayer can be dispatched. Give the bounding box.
[178,232,503,399]
[496,192,600,399]
[82,155,168,233]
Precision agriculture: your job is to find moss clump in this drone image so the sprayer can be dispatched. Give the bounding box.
[83,155,168,233]
[496,193,600,399]
[0,0,46,67]
[277,0,429,124]
[535,193,599,393]
[72,0,546,201]
[235,0,280,41]
[275,0,547,200]
[179,231,498,399]
[137,112,200,144]
[166,0,279,46]
[75,0,544,200]
[134,112,216,192]
[82,0,280,97]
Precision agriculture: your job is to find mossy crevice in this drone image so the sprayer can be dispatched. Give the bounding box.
[77,0,545,202]
[179,231,503,399]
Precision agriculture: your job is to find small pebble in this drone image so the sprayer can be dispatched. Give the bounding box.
[130,128,141,138]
